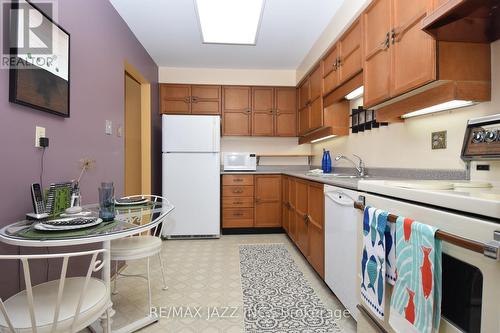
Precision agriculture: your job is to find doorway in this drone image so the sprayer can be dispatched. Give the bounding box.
[124,62,151,196]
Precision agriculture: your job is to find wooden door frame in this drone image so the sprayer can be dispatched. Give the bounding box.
[124,61,151,195]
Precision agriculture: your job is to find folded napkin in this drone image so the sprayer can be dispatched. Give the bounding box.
[389,217,442,333]
[361,207,389,319]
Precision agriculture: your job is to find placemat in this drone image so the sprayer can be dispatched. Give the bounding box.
[16,220,119,240]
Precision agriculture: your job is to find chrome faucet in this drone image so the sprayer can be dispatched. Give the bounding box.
[335,154,365,177]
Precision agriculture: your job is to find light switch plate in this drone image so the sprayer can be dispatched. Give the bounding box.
[35,126,45,148]
[117,126,123,137]
[432,131,447,150]
[105,120,112,135]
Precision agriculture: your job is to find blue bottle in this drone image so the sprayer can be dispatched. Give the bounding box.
[325,150,332,173]
[322,149,332,173]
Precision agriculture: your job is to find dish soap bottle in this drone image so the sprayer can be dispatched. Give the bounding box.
[322,149,332,174]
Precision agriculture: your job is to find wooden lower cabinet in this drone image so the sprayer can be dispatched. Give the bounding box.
[283,176,325,278]
[282,176,290,233]
[222,174,282,229]
[255,175,282,227]
[306,182,325,277]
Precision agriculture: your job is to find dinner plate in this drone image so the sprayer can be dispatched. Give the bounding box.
[34,218,103,231]
[115,197,149,206]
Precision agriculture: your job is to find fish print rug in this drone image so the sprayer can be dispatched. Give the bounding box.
[239,244,340,333]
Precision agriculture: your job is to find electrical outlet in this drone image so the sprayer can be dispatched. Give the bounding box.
[432,131,447,150]
[35,126,46,148]
[105,120,112,135]
[117,126,123,138]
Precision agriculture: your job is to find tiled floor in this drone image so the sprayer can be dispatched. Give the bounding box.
[104,234,357,333]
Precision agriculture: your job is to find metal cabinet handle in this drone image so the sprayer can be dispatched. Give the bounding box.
[233,179,243,182]
[233,189,244,194]
[233,212,243,217]
[255,197,261,203]
[269,110,274,114]
[246,109,251,113]
[184,96,191,103]
[337,57,342,68]
[276,110,280,115]
[233,201,243,205]
[191,96,199,103]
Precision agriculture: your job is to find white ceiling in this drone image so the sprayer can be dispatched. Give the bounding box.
[109,0,344,69]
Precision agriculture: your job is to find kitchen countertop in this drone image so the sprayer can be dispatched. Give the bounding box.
[221,169,363,190]
[220,167,468,191]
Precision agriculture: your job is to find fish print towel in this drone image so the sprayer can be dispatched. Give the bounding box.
[389,217,442,333]
[360,206,389,319]
[385,221,397,285]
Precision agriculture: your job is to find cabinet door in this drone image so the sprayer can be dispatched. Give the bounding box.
[191,85,221,115]
[309,66,322,102]
[160,84,191,114]
[322,44,340,95]
[255,175,282,227]
[294,179,309,256]
[307,182,325,278]
[288,177,297,241]
[391,0,436,97]
[339,19,362,84]
[275,88,297,137]
[298,107,310,136]
[222,87,251,136]
[282,176,289,233]
[363,0,392,107]
[298,80,310,110]
[252,87,275,136]
[309,97,323,132]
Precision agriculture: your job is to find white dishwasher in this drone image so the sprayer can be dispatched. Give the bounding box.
[324,185,361,321]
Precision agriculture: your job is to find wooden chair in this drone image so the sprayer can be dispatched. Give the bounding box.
[111,195,169,313]
[0,249,110,333]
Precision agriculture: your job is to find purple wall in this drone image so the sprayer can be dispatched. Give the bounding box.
[0,0,160,298]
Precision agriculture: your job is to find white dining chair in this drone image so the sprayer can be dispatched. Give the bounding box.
[0,248,111,333]
[111,195,169,313]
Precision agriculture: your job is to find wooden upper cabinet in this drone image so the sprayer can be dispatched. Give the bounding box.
[222,86,252,136]
[252,87,274,136]
[309,66,322,102]
[307,182,325,278]
[322,44,340,95]
[160,84,191,114]
[191,85,222,115]
[254,175,282,227]
[160,84,221,115]
[275,88,297,137]
[338,19,363,85]
[299,79,310,110]
[391,0,436,96]
[363,0,392,107]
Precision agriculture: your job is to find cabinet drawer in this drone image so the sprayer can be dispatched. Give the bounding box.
[222,218,254,228]
[223,175,254,186]
[223,208,254,220]
[223,197,254,208]
[223,186,254,197]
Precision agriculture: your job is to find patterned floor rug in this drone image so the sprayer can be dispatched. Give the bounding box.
[239,244,340,333]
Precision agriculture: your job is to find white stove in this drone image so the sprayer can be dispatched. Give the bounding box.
[358,179,500,219]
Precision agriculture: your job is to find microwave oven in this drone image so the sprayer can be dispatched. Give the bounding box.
[223,153,257,171]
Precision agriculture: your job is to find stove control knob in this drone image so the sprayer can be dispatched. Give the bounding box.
[485,130,498,143]
[472,130,485,143]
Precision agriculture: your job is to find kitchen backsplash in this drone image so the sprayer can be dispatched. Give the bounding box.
[221,137,312,165]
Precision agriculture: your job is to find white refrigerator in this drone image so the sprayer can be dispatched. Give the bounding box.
[162,115,220,238]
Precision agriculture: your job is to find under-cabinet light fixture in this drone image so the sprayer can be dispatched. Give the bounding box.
[311,135,337,143]
[401,100,475,119]
[195,0,265,45]
[345,86,364,100]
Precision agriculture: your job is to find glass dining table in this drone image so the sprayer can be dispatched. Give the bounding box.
[0,198,175,333]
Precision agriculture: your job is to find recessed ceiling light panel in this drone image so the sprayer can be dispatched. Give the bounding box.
[195,0,265,45]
